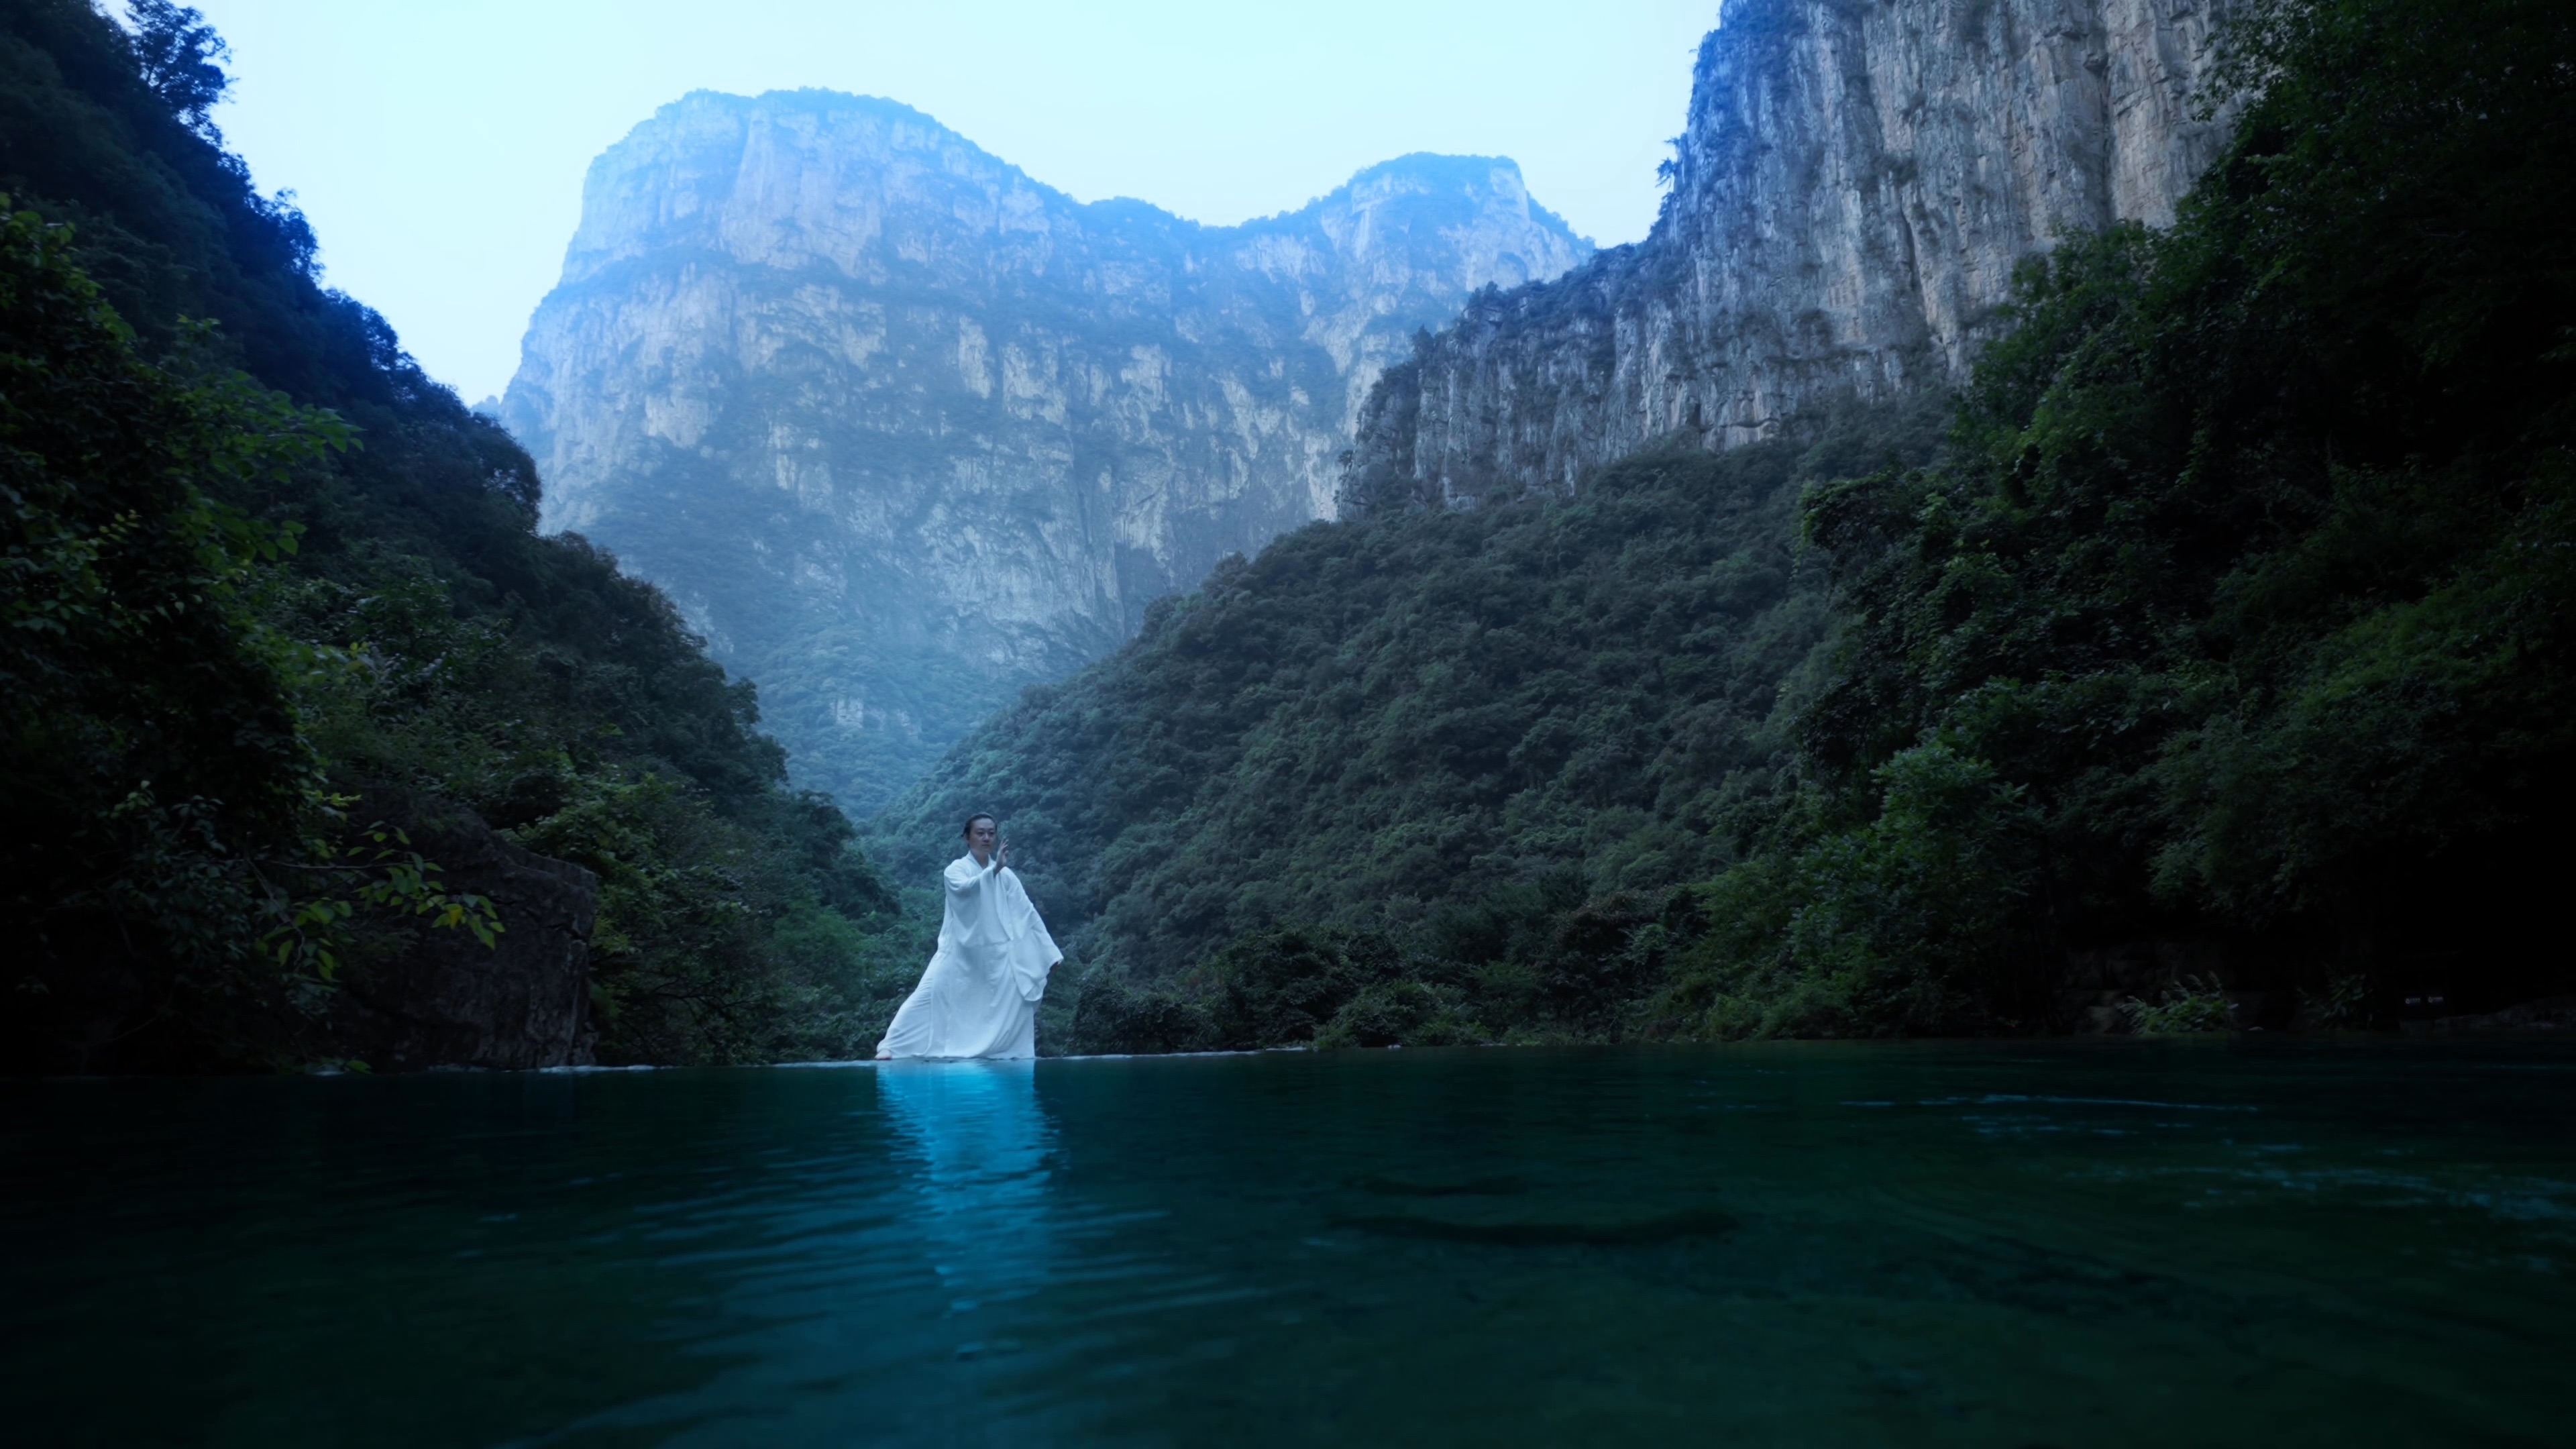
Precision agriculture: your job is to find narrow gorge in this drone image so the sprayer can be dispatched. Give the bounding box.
[873,0,2265,1032]
[502,93,1591,812]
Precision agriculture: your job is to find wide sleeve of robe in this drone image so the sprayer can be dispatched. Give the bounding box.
[994,868,1062,1003]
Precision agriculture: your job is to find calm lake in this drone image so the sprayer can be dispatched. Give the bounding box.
[5,1042,2572,1446]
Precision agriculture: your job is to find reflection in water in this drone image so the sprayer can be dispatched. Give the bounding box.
[11,1046,2576,1446]
[506,1063,1071,1446]
[875,1060,1059,1307]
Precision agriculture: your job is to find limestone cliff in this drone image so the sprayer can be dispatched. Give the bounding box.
[1342,0,2241,513]
[503,91,1590,812]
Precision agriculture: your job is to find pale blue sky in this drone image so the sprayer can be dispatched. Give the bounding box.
[185,1,1719,403]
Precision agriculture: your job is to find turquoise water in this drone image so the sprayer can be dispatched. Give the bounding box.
[5,1042,2573,1446]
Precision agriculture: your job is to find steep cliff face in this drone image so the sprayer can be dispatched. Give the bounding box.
[504,91,1589,812]
[1343,0,2240,513]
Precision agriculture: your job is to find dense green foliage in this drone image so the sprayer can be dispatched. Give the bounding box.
[1,203,358,1063]
[879,0,2575,1051]
[871,401,1947,1050]
[0,0,918,1070]
[1678,0,2576,1034]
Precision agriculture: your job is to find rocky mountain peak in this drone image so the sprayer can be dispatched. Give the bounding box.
[502,91,1589,812]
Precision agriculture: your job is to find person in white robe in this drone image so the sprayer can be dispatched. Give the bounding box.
[875,814,1060,1060]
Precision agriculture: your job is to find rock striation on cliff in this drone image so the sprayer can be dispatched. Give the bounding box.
[1342,0,2241,514]
[504,91,1591,812]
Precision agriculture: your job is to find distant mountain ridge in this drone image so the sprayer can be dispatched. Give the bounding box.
[503,90,1591,812]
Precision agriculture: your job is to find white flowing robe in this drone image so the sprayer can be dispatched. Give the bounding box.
[875,853,1061,1059]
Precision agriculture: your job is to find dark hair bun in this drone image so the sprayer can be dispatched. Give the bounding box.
[960,812,998,839]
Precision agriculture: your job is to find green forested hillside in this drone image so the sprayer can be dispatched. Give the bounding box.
[1688,0,2576,1034]
[869,400,1947,1049]
[1,0,922,1071]
[874,0,2575,1051]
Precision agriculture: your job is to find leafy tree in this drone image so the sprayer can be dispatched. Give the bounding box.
[0,202,500,1065]
[123,0,226,136]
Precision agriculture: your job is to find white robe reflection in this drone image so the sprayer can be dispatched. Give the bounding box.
[875,1059,1057,1307]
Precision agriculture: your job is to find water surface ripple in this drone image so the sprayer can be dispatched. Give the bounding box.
[5,1041,2572,1446]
